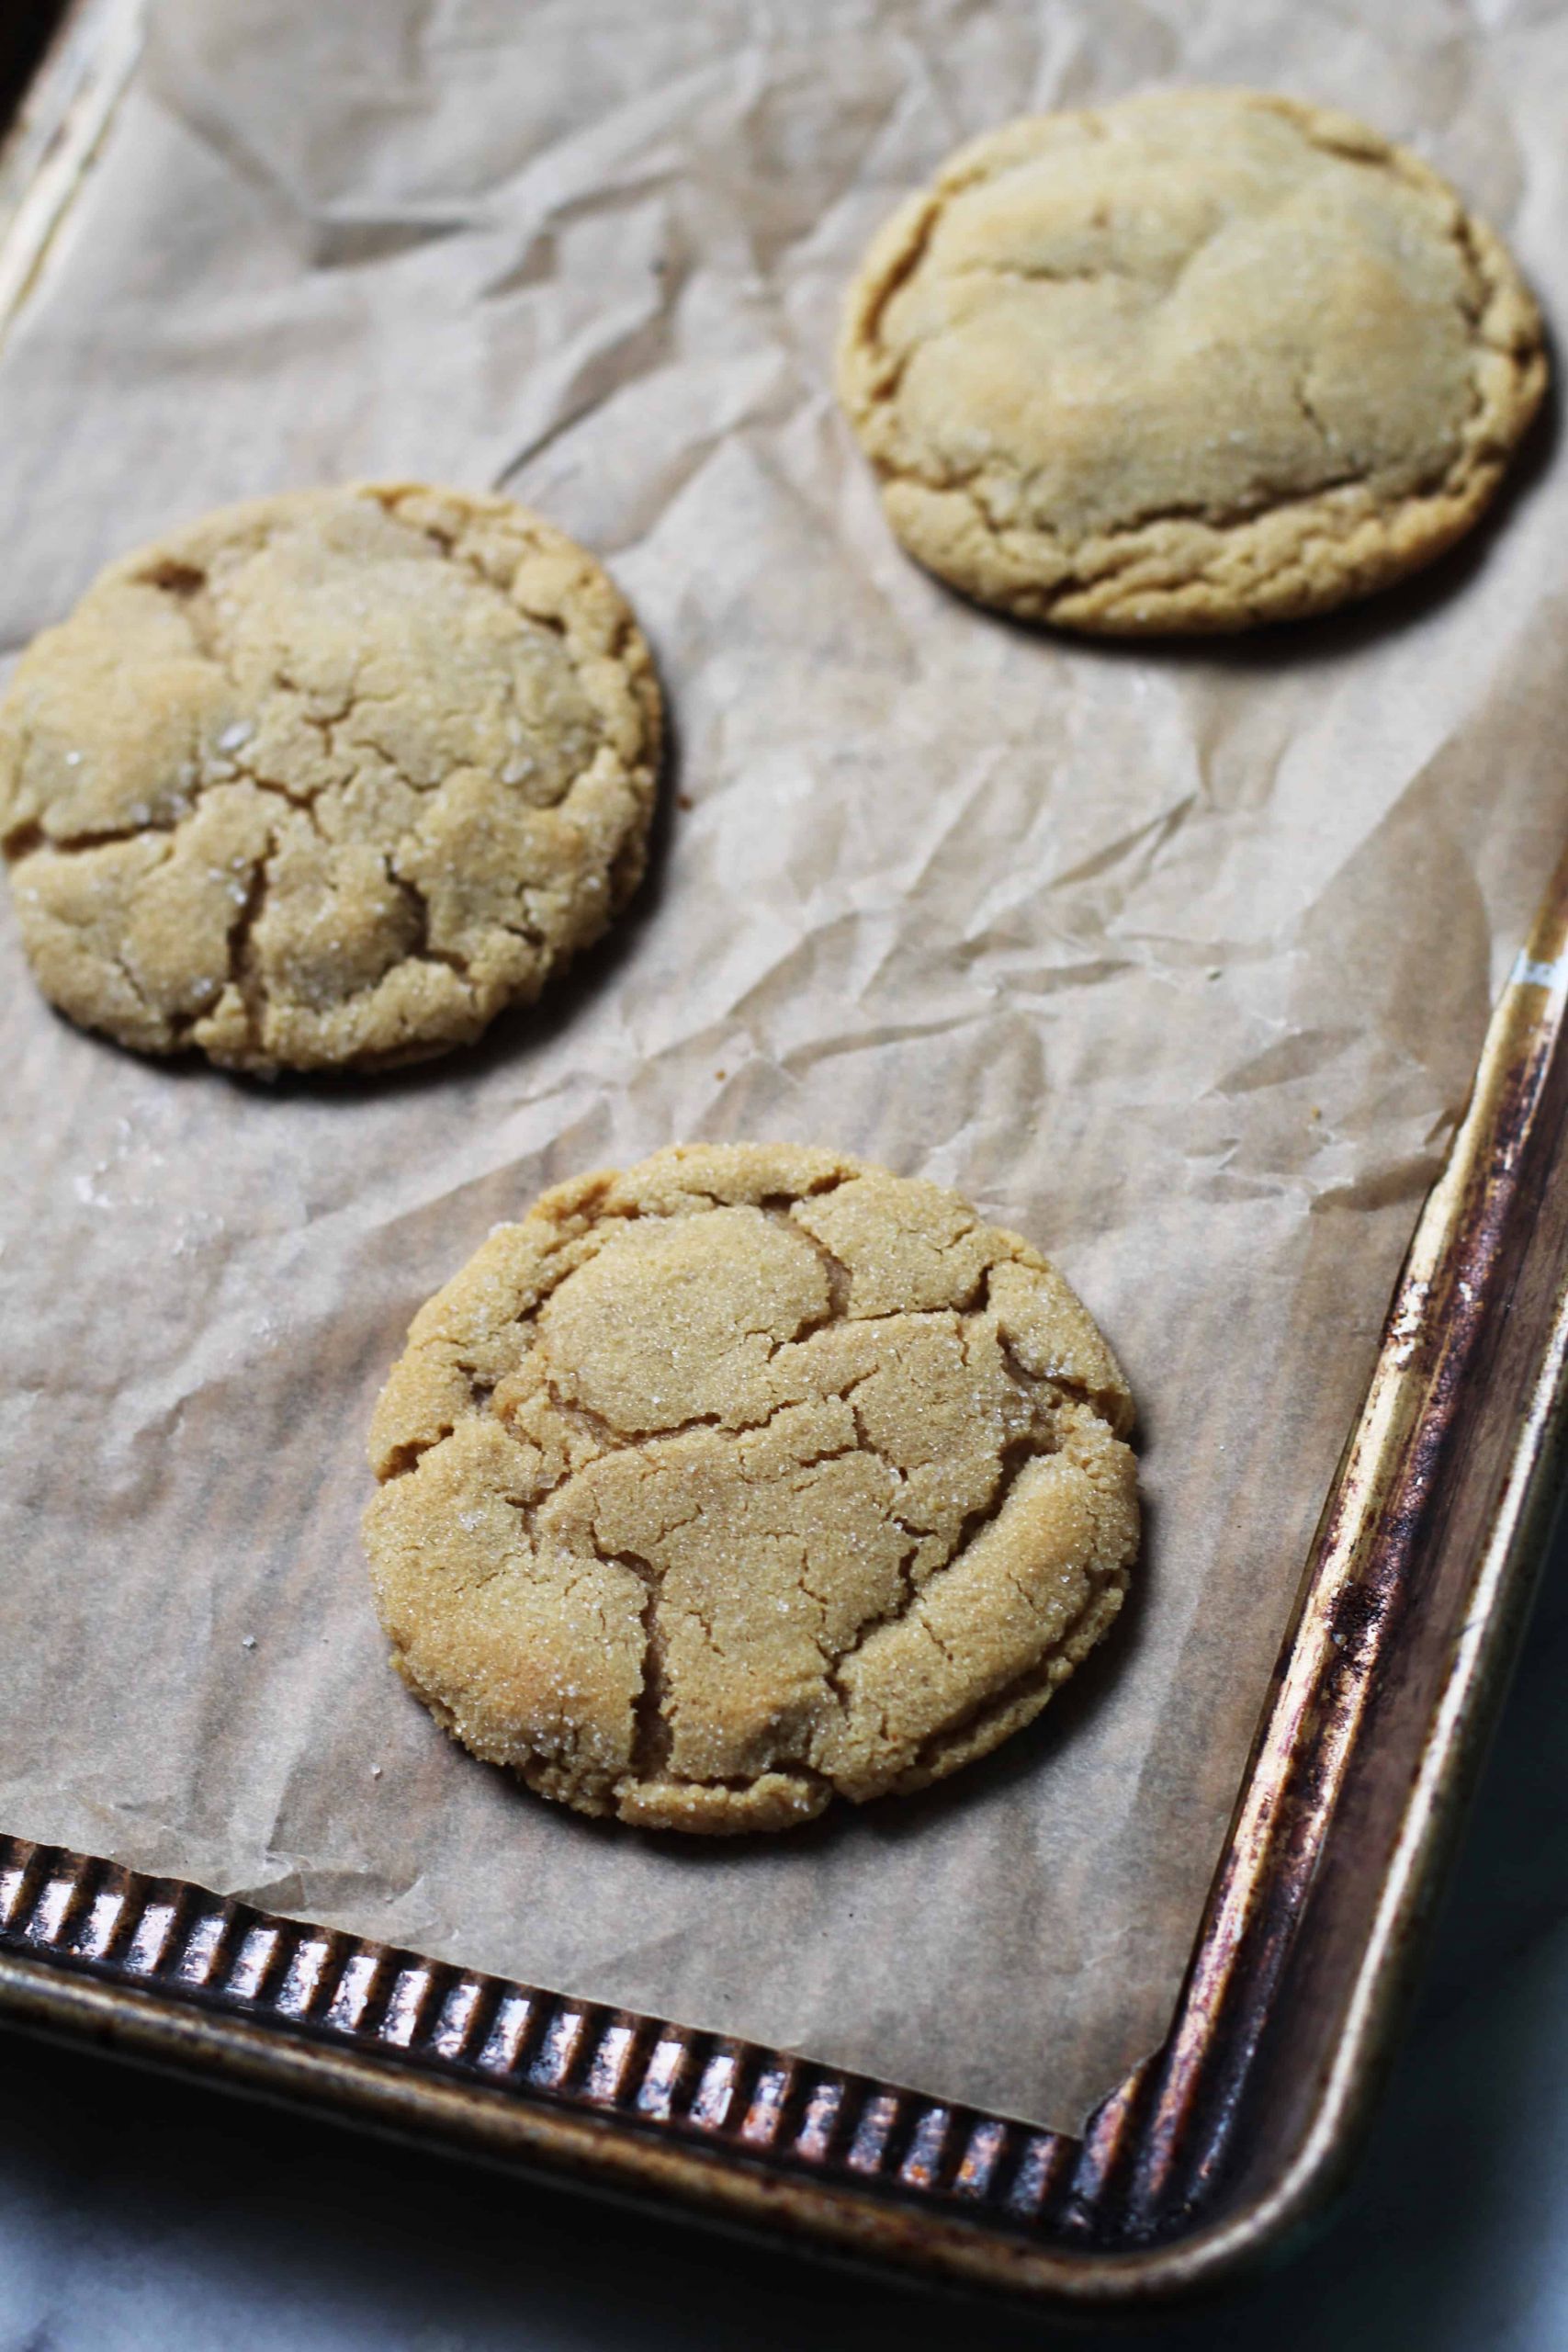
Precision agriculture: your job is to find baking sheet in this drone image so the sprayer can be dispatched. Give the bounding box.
[2,0,1566,2135]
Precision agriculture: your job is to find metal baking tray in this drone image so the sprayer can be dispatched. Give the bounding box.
[4,4,1567,2314]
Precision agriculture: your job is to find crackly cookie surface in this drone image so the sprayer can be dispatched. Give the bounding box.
[0,483,660,1070]
[363,1143,1138,1835]
[838,90,1546,633]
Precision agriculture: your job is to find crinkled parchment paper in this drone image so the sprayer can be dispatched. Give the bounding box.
[1,0,1565,2132]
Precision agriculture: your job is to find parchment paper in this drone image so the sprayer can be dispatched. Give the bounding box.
[2,0,1565,2134]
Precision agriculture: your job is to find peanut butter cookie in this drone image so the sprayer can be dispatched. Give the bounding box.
[838,91,1546,632]
[364,1144,1139,1834]
[0,483,660,1070]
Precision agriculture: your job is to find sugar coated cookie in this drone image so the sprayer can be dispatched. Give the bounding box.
[838,91,1546,632]
[364,1144,1139,1834]
[0,483,660,1069]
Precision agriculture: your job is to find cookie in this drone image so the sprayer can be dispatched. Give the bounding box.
[364,1143,1138,1835]
[837,91,1546,633]
[0,483,660,1070]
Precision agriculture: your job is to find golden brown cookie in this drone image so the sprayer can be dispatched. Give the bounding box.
[0,484,660,1070]
[364,1143,1138,1834]
[838,90,1546,633]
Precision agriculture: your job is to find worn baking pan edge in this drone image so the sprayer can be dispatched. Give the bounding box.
[6,864,1566,2314]
[3,2,1567,2312]
[0,0,141,332]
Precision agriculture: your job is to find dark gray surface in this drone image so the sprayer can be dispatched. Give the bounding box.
[2,1505,1566,2350]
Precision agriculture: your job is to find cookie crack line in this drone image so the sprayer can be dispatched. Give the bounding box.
[384,863,477,991]
[899,1566,1126,1789]
[820,1408,1060,1702]
[222,848,271,1049]
[5,815,176,861]
[510,1348,889,1496]
[611,1549,671,1781]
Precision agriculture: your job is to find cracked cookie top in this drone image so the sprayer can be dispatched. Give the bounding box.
[363,1143,1139,1835]
[837,90,1546,634]
[0,483,660,1071]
